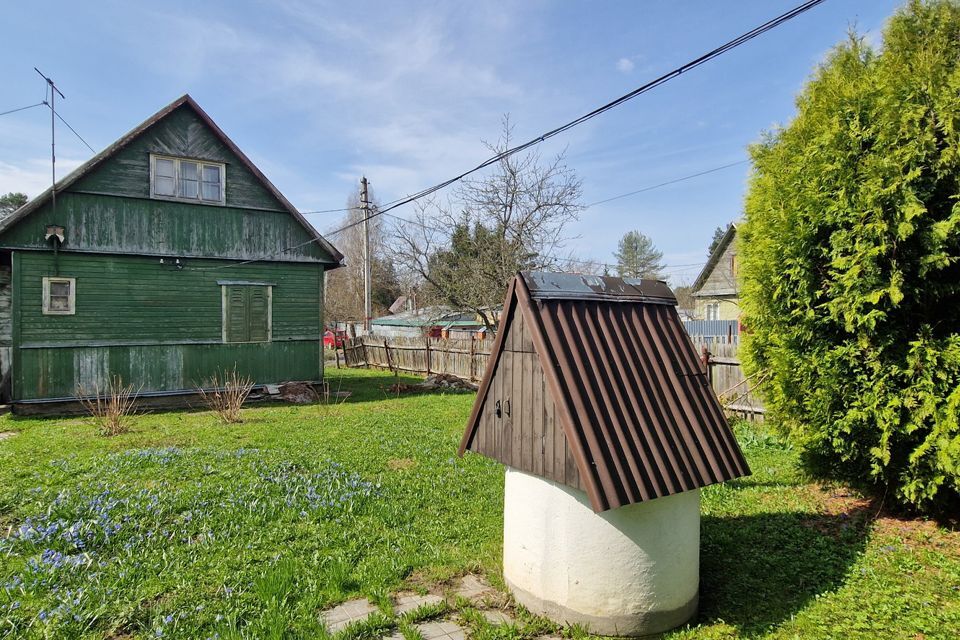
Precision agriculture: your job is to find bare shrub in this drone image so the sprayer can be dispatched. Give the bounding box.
[76,376,140,436]
[198,368,255,424]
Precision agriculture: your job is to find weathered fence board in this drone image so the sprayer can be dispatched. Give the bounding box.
[342,333,765,420]
[689,337,765,421]
[341,336,491,381]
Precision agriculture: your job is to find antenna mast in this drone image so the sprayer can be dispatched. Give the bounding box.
[34,68,65,214]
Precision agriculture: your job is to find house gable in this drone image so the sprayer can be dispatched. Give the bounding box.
[692,225,737,298]
[0,96,343,265]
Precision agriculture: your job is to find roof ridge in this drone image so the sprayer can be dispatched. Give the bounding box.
[0,95,343,266]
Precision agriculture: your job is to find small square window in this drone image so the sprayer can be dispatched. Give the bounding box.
[42,277,76,315]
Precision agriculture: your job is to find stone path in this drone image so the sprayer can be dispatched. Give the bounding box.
[0,432,16,441]
[394,592,444,615]
[417,620,467,640]
[319,574,530,639]
[322,598,379,633]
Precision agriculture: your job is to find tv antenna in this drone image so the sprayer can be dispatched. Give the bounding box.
[34,67,65,214]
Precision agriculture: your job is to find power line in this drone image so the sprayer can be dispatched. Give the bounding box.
[301,207,353,215]
[189,0,826,271]
[585,160,749,207]
[323,0,826,238]
[0,102,45,117]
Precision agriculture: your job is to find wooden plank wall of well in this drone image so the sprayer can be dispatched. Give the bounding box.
[340,336,491,381]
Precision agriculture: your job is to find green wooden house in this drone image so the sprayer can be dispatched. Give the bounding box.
[0,95,343,410]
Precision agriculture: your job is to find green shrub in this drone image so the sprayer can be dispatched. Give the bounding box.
[740,0,960,512]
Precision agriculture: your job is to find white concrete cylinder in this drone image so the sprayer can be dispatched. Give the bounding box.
[503,468,700,637]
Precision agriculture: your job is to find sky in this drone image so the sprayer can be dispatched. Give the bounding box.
[2,0,904,285]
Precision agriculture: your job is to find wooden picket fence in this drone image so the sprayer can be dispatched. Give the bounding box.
[689,337,766,421]
[338,336,492,381]
[339,333,765,420]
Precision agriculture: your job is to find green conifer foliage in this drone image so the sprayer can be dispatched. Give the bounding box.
[740,1,960,511]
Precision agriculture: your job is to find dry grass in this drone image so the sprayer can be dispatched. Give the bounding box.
[76,376,140,436]
[198,368,255,424]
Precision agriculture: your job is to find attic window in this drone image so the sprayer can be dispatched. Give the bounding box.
[150,155,224,204]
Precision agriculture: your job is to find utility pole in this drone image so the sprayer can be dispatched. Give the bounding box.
[35,68,65,215]
[360,177,372,334]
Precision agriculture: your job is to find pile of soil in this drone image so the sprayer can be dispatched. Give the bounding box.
[278,382,320,404]
[390,374,478,394]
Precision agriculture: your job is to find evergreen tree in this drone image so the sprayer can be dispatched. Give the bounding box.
[740,0,960,512]
[614,230,664,279]
[707,224,729,257]
[0,192,27,219]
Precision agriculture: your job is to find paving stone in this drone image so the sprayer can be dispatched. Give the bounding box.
[417,620,466,640]
[0,432,15,441]
[394,591,444,615]
[452,574,495,601]
[481,610,515,625]
[322,598,378,633]
[381,632,404,640]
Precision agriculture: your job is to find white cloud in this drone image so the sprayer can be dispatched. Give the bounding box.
[0,158,85,199]
[616,57,635,73]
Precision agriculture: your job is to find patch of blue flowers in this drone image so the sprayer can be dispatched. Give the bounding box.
[0,446,380,637]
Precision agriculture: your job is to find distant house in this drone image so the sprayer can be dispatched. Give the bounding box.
[371,306,486,339]
[0,95,343,409]
[691,224,739,321]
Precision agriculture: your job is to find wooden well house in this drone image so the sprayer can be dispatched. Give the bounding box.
[459,271,750,637]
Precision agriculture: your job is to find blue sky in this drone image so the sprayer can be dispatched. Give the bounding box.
[2,0,902,284]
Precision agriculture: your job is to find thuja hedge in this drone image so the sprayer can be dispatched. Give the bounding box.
[739,0,960,512]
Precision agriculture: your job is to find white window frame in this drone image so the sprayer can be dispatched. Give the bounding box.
[42,277,76,315]
[220,283,273,344]
[705,302,720,321]
[149,154,226,204]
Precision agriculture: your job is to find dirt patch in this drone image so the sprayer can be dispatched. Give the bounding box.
[0,432,16,442]
[390,374,478,394]
[808,484,960,554]
[278,382,320,404]
[388,458,418,471]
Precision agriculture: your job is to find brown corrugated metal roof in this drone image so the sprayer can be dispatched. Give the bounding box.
[459,271,750,512]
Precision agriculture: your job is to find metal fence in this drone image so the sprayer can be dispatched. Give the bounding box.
[683,319,739,344]
[338,336,492,381]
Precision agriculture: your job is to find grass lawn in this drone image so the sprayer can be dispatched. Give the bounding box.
[0,367,958,639]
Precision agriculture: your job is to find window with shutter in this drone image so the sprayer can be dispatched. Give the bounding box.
[222,285,272,343]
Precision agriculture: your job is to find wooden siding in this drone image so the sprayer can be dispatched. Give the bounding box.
[0,264,10,393]
[470,304,583,491]
[694,239,738,298]
[12,251,324,400]
[0,190,331,264]
[74,104,281,210]
[0,104,334,264]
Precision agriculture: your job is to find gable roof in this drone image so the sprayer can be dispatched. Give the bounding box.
[459,271,750,512]
[1,94,343,266]
[691,223,736,293]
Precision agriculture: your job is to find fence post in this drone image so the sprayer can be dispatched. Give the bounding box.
[469,337,476,381]
[384,338,394,373]
[362,337,369,369]
[425,337,431,376]
[700,346,712,385]
[335,340,341,369]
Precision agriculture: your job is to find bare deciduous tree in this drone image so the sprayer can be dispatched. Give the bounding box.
[391,118,583,329]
